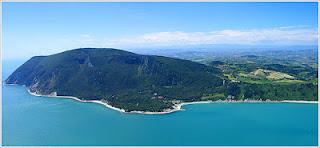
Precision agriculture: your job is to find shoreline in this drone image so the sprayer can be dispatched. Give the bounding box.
[26,89,318,115]
[27,89,127,113]
[280,100,318,104]
[6,84,318,115]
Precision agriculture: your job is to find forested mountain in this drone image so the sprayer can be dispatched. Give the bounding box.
[6,48,317,112]
[6,48,224,112]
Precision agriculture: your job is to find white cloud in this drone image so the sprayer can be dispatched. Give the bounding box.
[5,26,317,60]
[80,34,91,38]
[101,26,317,48]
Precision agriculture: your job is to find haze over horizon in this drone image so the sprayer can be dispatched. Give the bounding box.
[3,2,318,60]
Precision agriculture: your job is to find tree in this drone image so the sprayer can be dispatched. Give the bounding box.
[225,83,241,99]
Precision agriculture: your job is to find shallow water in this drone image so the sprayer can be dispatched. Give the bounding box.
[2,84,318,146]
[2,60,318,146]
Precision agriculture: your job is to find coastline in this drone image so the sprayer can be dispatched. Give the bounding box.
[26,88,216,114]
[280,100,318,104]
[26,89,318,115]
[27,88,184,115]
[6,83,316,115]
[27,89,127,113]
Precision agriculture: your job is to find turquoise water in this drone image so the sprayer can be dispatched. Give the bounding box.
[2,60,319,146]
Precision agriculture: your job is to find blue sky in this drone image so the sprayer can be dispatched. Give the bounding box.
[3,2,318,60]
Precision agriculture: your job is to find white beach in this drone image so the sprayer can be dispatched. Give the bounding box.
[281,100,318,104]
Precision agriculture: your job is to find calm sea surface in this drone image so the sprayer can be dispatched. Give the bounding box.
[2,60,318,146]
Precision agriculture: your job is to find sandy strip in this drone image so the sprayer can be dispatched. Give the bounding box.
[27,89,127,113]
[281,100,318,104]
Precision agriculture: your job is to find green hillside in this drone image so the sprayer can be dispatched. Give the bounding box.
[6,48,318,112]
[6,48,224,112]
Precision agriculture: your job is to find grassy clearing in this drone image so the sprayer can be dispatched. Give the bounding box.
[250,69,295,80]
[223,73,237,81]
[274,79,305,84]
[236,69,304,85]
[266,71,294,80]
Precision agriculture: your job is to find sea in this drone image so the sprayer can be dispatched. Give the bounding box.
[2,60,318,146]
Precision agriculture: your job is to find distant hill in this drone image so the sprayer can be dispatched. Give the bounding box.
[6,48,225,112]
